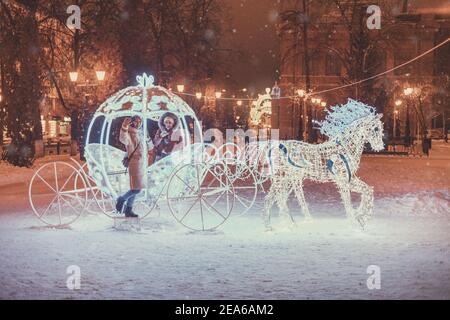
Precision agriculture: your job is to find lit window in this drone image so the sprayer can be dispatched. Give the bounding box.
[49,121,57,137]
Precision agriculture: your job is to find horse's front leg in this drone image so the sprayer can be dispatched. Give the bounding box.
[263,183,278,231]
[335,180,355,221]
[292,177,312,221]
[277,185,295,226]
[349,176,374,227]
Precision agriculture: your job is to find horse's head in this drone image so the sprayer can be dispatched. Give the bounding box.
[320,99,384,151]
[360,114,384,152]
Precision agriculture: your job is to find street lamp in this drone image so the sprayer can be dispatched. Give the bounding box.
[237,100,243,106]
[195,92,202,100]
[215,92,222,99]
[295,90,307,141]
[70,70,105,83]
[69,71,79,82]
[404,87,414,96]
[393,110,399,138]
[95,71,106,82]
[321,101,327,107]
[177,84,185,93]
[395,99,402,106]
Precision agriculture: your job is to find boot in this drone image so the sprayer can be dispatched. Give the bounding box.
[124,206,139,218]
[116,197,125,213]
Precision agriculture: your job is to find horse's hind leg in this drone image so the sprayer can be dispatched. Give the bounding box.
[292,178,312,221]
[336,181,355,221]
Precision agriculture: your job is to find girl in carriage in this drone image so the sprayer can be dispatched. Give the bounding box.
[153,112,183,162]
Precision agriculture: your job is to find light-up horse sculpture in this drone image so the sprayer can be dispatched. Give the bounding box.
[263,99,384,230]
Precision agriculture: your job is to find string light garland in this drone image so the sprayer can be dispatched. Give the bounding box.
[172,38,450,102]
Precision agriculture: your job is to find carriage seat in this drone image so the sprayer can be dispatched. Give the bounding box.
[84,143,128,176]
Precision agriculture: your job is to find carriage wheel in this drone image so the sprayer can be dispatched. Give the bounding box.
[193,143,218,164]
[167,162,234,231]
[226,161,258,216]
[29,161,88,226]
[74,163,116,217]
[78,163,157,219]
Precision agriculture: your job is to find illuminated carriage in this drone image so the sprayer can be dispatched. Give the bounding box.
[28,74,257,231]
[28,74,379,231]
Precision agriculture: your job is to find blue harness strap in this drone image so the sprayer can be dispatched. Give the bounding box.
[268,143,307,169]
[327,155,351,182]
[267,143,274,169]
[327,159,334,174]
[339,154,352,182]
[278,143,308,168]
[327,139,351,182]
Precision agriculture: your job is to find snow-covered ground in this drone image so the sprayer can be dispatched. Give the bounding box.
[0,142,449,299]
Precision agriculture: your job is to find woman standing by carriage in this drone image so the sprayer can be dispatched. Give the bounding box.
[116,116,154,217]
[116,113,183,217]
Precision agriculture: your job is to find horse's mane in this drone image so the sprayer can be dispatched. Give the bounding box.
[320,99,377,138]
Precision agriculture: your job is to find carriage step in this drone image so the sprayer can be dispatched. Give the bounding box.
[113,217,141,231]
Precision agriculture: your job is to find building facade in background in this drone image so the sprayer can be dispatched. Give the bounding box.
[275,0,450,141]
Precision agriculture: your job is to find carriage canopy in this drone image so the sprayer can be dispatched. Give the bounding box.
[96,74,197,120]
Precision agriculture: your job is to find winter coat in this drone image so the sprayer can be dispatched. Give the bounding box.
[153,130,183,160]
[119,125,153,190]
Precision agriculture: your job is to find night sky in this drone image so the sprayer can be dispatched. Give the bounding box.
[226,0,280,93]
[226,0,449,94]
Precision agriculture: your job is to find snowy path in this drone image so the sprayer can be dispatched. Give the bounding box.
[0,210,449,299]
[0,143,449,299]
